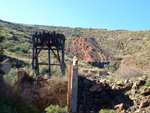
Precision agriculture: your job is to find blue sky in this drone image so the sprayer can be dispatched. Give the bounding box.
[0,0,150,31]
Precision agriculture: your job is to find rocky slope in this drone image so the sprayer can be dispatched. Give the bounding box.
[78,75,150,113]
[1,19,150,72]
[66,37,110,67]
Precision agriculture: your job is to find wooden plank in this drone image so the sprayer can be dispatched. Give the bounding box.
[35,47,39,75]
[37,48,62,50]
[34,41,47,59]
[70,58,78,112]
[51,49,61,63]
[62,44,65,75]
[36,43,63,46]
[67,61,73,112]
[48,47,51,77]
[38,63,61,66]
[32,36,35,70]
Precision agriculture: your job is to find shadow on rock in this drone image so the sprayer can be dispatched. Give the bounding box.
[77,76,134,112]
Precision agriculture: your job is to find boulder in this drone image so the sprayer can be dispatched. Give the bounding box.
[89,84,103,92]
[114,103,126,111]
[125,79,129,84]
[132,81,140,89]
[100,79,107,87]
[139,76,147,81]
[139,79,146,86]
[139,99,150,108]
[123,83,133,90]
[116,81,125,86]
[106,79,112,85]
[111,84,121,90]
[141,87,150,96]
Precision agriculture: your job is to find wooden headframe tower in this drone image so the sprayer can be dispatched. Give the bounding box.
[32,31,65,77]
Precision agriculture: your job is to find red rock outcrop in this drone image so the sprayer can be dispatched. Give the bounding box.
[66,37,109,67]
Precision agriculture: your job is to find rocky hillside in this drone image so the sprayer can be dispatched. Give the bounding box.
[1,19,150,72]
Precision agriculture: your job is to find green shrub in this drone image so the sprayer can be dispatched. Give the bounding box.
[12,35,19,41]
[22,66,32,74]
[145,82,150,87]
[8,48,16,52]
[106,65,117,73]
[102,109,116,113]
[41,67,47,73]
[9,57,28,68]
[3,68,18,86]
[15,45,22,51]
[22,48,28,53]
[2,43,13,49]
[45,105,66,113]
[0,104,12,113]
[0,96,40,113]
[7,44,29,54]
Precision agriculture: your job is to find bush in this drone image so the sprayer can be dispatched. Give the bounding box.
[22,66,32,74]
[145,82,150,87]
[102,109,116,113]
[45,105,66,113]
[114,64,143,81]
[41,67,47,73]
[15,45,22,51]
[22,48,28,53]
[3,68,18,86]
[12,35,19,41]
[0,104,12,113]
[0,96,40,113]
[106,65,117,73]
[106,60,121,73]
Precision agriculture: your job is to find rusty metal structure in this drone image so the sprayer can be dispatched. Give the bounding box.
[32,31,65,77]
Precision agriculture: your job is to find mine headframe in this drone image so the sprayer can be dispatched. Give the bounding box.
[32,31,65,77]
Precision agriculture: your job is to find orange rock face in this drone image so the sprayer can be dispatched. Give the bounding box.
[66,37,109,67]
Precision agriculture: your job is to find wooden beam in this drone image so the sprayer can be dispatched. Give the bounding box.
[67,57,78,112]
[51,49,61,63]
[38,63,61,66]
[37,48,62,50]
[35,47,39,75]
[48,47,51,77]
[32,36,35,70]
[67,61,73,112]
[36,43,63,46]
[61,43,65,75]
[34,39,48,59]
[70,58,78,112]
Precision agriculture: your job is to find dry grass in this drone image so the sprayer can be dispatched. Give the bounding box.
[114,64,143,81]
